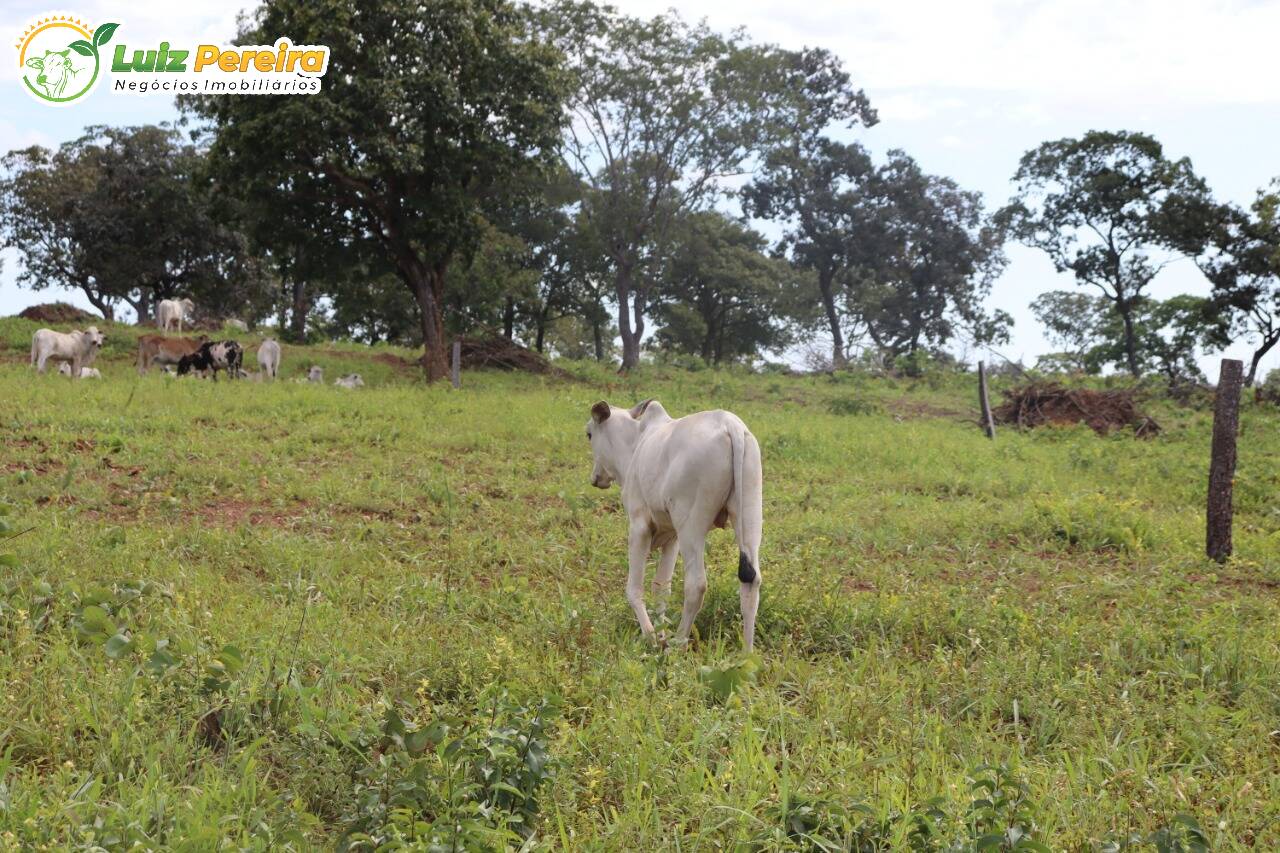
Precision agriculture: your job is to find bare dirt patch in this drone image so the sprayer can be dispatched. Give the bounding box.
[192,498,311,528]
[885,397,967,420]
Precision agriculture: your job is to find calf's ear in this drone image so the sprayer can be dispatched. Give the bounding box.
[629,398,655,419]
[590,401,611,423]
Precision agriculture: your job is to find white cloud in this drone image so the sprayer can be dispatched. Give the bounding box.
[610,0,1280,107]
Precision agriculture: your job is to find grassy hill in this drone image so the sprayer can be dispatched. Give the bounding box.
[2,317,1279,849]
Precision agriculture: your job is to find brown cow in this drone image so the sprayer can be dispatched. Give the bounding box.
[137,334,207,374]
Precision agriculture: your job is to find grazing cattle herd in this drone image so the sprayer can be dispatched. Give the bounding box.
[27,301,359,390]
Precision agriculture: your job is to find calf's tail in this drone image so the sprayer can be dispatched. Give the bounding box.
[730,423,763,584]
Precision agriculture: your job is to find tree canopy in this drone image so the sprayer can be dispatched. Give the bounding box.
[184,0,567,380]
[997,130,1207,377]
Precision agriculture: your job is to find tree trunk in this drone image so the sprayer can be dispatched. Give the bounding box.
[123,293,146,325]
[277,276,290,332]
[616,265,643,371]
[406,260,449,382]
[1118,300,1141,378]
[502,297,516,340]
[135,290,152,326]
[593,316,605,361]
[289,278,308,341]
[1246,331,1280,386]
[534,307,549,353]
[818,270,845,368]
[81,287,114,322]
[702,301,719,364]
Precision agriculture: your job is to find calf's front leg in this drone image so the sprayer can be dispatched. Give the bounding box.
[626,521,655,641]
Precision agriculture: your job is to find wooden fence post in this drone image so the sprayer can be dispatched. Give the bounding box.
[1207,358,1244,563]
[978,361,996,440]
[451,339,461,390]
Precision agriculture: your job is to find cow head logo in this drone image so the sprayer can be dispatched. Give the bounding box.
[16,14,118,105]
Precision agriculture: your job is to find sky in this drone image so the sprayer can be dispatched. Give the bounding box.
[4,0,1279,373]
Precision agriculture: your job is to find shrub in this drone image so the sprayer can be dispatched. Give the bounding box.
[1031,493,1157,552]
[339,688,558,850]
[827,396,882,417]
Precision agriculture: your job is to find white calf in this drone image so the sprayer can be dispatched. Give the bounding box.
[30,327,105,377]
[157,298,195,332]
[587,399,763,651]
[334,373,364,388]
[58,364,101,378]
[256,339,281,380]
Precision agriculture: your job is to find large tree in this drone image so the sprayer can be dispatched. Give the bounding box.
[1164,180,1280,385]
[748,143,1006,365]
[1030,289,1228,382]
[855,151,1009,359]
[1031,290,1106,373]
[741,47,877,367]
[997,130,1207,377]
[185,0,566,380]
[0,125,263,323]
[539,1,815,370]
[650,211,794,364]
[744,138,879,366]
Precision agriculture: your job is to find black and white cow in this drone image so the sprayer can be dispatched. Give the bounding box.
[177,340,244,380]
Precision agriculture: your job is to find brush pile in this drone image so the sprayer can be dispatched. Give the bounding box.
[993,383,1159,437]
[422,337,571,378]
[17,303,99,324]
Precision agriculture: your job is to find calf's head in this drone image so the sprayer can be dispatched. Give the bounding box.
[83,326,104,350]
[585,399,656,489]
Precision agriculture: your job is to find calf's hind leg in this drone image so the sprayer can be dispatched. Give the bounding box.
[652,539,677,628]
[674,532,708,645]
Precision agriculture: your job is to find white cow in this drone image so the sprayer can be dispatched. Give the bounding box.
[30,327,105,377]
[58,364,101,379]
[586,399,763,651]
[334,373,364,388]
[225,319,248,332]
[157,298,195,332]
[256,339,281,380]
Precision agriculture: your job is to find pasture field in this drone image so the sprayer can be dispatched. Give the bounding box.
[3,318,1280,849]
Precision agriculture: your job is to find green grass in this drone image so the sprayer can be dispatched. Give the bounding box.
[2,316,1280,849]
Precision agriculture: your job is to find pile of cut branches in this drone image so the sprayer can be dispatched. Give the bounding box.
[422,336,571,378]
[993,382,1159,437]
[17,303,98,324]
